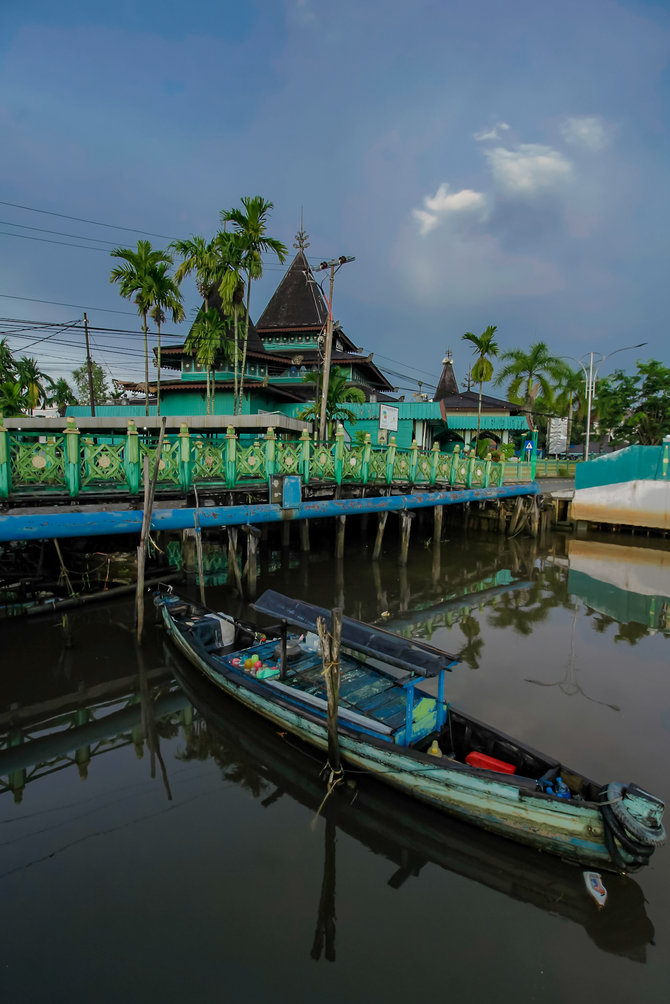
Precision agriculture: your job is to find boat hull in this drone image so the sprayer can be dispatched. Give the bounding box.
[162,604,630,871]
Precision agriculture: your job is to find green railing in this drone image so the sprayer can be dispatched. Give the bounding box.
[0,419,506,499]
[504,458,579,481]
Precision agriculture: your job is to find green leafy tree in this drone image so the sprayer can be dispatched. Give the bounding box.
[147,263,185,416]
[72,360,110,406]
[598,360,670,446]
[15,356,53,414]
[49,378,77,416]
[215,231,247,414]
[0,338,16,382]
[110,240,173,415]
[495,341,567,414]
[0,379,27,417]
[185,307,233,414]
[298,367,365,438]
[461,325,499,445]
[220,197,287,414]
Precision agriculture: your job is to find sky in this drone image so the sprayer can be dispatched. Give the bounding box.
[1,0,669,398]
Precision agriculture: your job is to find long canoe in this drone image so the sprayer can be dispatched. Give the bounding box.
[157,588,665,872]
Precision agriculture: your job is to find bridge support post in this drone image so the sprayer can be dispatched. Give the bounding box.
[281,520,290,548]
[0,418,10,498]
[300,518,310,552]
[398,510,414,566]
[64,418,80,498]
[372,510,388,561]
[433,504,443,544]
[335,514,346,559]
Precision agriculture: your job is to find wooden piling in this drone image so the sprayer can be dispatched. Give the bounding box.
[507,495,524,536]
[242,524,261,599]
[433,504,443,545]
[372,510,388,561]
[335,515,346,559]
[281,520,290,548]
[227,526,244,596]
[317,608,343,778]
[300,518,310,552]
[497,502,507,534]
[136,417,166,644]
[529,496,540,538]
[398,510,414,566]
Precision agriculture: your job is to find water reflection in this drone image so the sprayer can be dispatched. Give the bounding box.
[169,645,655,964]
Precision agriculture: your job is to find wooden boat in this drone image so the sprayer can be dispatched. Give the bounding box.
[157,587,665,873]
[165,644,656,962]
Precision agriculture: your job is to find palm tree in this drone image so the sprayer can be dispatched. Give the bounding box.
[0,338,15,382]
[185,307,233,414]
[49,378,77,417]
[148,263,185,416]
[494,341,567,415]
[15,356,53,414]
[216,231,247,414]
[220,197,287,414]
[0,379,27,417]
[554,366,585,449]
[298,367,365,438]
[461,325,499,448]
[110,240,173,415]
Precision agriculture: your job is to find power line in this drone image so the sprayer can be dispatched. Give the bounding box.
[0,200,175,240]
[0,219,121,246]
[0,293,138,315]
[0,229,113,252]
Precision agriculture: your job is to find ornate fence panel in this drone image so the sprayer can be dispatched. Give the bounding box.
[340,444,366,482]
[310,442,336,482]
[140,439,181,485]
[275,440,303,479]
[10,434,66,490]
[237,440,267,482]
[81,439,126,489]
[191,438,228,483]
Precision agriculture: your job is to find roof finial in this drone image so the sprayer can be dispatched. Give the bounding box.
[293,207,310,250]
[442,346,453,365]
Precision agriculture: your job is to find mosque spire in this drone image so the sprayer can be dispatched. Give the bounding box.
[293,207,310,251]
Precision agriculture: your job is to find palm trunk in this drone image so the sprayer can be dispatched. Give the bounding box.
[143,310,149,416]
[211,364,216,415]
[476,380,483,449]
[238,279,251,416]
[156,319,162,417]
[233,308,239,416]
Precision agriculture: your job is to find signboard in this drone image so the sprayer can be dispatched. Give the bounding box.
[379,405,399,432]
[524,440,534,454]
[377,428,388,445]
[547,417,568,455]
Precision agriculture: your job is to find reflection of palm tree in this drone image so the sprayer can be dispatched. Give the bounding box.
[458,614,483,669]
[614,621,649,646]
[487,590,552,636]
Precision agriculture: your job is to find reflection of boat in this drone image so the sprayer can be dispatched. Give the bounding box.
[167,645,656,963]
[157,589,665,872]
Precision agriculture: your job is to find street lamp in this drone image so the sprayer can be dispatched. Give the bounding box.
[562,343,647,461]
[314,255,355,442]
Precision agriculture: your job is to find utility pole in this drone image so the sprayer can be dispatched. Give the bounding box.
[83,312,96,417]
[317,256,355,442]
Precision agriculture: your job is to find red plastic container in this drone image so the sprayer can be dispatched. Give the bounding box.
[465,751,516,775]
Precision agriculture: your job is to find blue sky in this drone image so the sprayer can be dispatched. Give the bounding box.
[1,0,669,396]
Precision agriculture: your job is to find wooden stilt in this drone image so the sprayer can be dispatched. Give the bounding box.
[398,510,414,567]
[281,520,290,548]
[335,515,346,559]
[242,524,261,599]
[227,526,244,596]
[529,496,540,538]
[433,505,443,545]
[136,418,166,644]
[372,510,388,561]
[300,518,310,552]
[317,608,343,778]
[507,495,524,536]
[498,502,507,534]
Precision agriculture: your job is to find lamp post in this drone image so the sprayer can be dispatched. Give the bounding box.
[562,342,646,461]
[315,256,355,442]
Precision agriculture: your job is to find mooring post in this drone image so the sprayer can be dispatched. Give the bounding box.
[227,526,244,595]
[317,608,343,778]
[136,418,166,643]
[433,504,443,544]
[398,510,414,566]
[300,518,310,552]
[372,509,388,561]
[335,514,346,559]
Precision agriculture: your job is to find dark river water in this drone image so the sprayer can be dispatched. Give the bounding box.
[1,515,669,1002]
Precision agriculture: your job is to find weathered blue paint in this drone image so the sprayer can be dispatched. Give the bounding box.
[0,483,540,541]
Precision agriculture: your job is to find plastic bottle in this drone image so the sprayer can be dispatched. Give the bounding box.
[555,776,571,800]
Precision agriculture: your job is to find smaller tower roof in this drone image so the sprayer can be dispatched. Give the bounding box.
[433,349,459,401]
[256,250,328,332]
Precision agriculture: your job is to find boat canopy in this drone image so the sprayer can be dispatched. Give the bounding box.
[251,590,458,678]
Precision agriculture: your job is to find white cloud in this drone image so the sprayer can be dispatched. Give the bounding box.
[473,121,510,142]
[560,115,609,151]
[484,144,573,196]
[412,182,487,235]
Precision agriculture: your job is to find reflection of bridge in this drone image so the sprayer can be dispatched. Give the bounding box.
[0,668,190,803]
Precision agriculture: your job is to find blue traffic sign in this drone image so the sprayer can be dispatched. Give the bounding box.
[524,440,534,452]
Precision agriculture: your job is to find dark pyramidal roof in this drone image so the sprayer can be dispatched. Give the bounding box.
[255,250,328,332]
[433,352,459,402]
[194,287,266,355]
